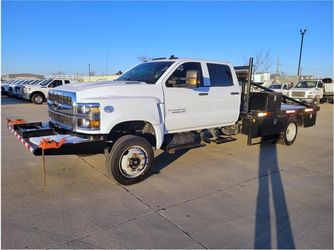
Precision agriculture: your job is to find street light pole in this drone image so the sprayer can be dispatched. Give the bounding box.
[297,29,307,81]
[88,63,91,81]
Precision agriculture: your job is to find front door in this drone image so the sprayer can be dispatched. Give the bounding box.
[163,62,212,132]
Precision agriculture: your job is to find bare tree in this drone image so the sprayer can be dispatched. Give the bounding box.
[137,54,153,62]
[244,50,273,73]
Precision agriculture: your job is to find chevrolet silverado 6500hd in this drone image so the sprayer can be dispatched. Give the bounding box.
[8,57,318,185]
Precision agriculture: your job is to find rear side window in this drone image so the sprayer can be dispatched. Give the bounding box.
[207,63,233,87]
[49,80,63,88]
[65,80,70,84]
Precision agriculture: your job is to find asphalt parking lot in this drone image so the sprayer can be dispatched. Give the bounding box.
[1,96,333,249]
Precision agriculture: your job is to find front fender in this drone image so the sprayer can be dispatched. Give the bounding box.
[99,97,165,148]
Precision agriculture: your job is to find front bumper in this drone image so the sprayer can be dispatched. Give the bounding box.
[22,93,31,100]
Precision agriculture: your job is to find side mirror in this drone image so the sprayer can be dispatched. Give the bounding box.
[185,70,199,88]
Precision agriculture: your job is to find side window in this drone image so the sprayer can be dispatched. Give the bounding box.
[166,62,203,88]
[283,85,288,90]
[317,82,323,88]
[64,80,70,84]
[207,63,233,87]
[49,80,62,88]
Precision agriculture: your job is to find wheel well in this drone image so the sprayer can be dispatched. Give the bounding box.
[109,121,156,147]
[30,91,46,100]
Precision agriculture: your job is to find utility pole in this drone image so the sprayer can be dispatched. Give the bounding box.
[297,29,307,81]
[276,57,280,75]
[106,46,109,77]
[88,63,91,81]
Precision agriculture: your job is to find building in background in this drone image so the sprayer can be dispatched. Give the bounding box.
[1,73,44,80]
[44,74,119,82]
[253,72,271,87]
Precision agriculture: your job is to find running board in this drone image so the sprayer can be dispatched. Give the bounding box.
[202,136,237,144]
[215,137,237,144]
[166,143,206,154]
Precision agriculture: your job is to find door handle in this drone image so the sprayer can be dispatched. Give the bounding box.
[198,93,208,96]
[230,92,240,95]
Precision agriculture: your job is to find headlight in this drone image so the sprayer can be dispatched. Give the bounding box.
[23,87,31,93]
[77,118,100,130]
[77,104,100,115]
[76,103,100,130]
[307,92,315,98]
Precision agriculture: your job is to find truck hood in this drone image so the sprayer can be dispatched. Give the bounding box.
[53,81,164,103]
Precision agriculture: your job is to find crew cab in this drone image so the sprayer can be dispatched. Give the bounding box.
[8,57,318,185]
[21,79,72,104]
[288,80,324,104]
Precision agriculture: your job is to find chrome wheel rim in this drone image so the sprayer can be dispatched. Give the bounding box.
[286,123,297,142]
[35,96,43,103]
[119,146,148,178]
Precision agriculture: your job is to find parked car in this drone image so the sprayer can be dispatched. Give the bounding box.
[22,79,72,104]
[288,80,324,104]
[12,80,36,97]
[7,80,29,96]
[268,83,291,95]
[14,80,43,98]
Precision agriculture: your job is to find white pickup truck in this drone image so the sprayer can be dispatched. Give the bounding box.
[288,80,326,105]
[8,57,318,185]
[268,83,291,95]
[22,79,72,104]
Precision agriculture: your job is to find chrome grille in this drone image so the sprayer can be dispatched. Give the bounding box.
[291,91,305,98]
[48,91,75,115]
[49,92,73,105]
[14,86,20,93]
[49,110,73,129]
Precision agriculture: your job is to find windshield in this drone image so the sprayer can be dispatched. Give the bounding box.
[269,84,282,89]
[22,80,34,85]
[28,80,40,85]
[117,61,174,84]
[295,81,317,88]
[40,79,53,86]
[15,80,25,85]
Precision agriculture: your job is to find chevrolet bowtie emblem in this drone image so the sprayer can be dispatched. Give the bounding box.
[53,101,61,110]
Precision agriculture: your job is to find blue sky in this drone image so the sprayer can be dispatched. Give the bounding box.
[1,1,333,77]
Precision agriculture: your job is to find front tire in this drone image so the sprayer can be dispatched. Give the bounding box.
[313,97,320,105]
[31,93,44,104]
[106,135,154,185]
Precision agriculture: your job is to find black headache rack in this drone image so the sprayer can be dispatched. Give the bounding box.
[7,121,107,156]
[237,58,318,145]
